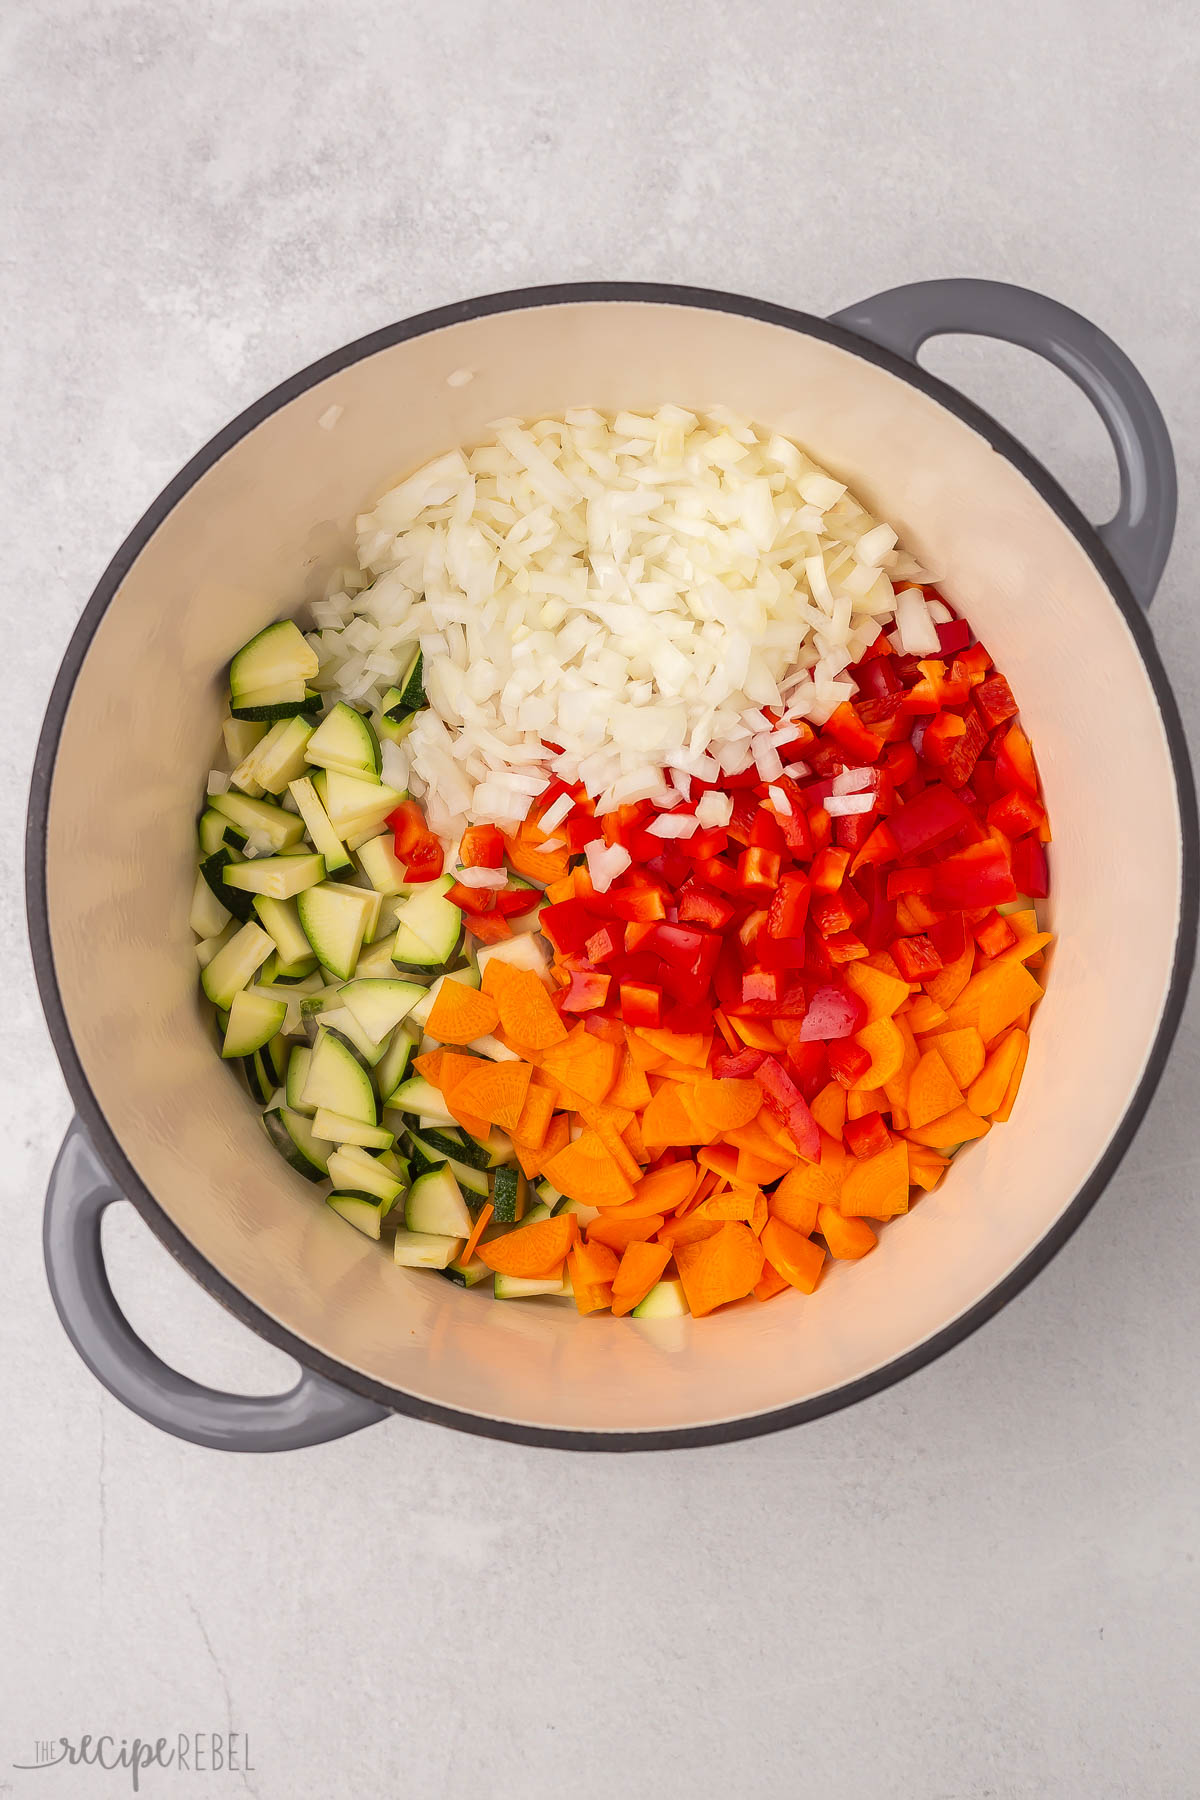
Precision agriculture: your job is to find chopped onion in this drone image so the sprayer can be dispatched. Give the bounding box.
[824,792,876,816]
[925,598,953,624]
[832,766,874,795]
[895,584,941,657]
[453,865,508,889]
[538,791,574,833]
[585,840,631,891]
[647,813,699,839]
[695,791,733,828]
[206,770,229,795]
[766,784,792,815]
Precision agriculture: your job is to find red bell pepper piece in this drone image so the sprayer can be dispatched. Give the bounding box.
[459,823,504,868]
[929,840,1017,909]
[446,880,496,914]
[767,870,812,940]
[645,921,708,962]
[738,846,782,895]
[824,930,869,964]
[828,1038,873,1088]
[756,934,808,972]
[492,885,540,917]
[935,618,971,656]
[987,787,1044,839]
[810,846,851,893]
[624,920,658,955]
[725,794,759,846]
[975,674,1019,731]
[994,723,1039,796]
[606,882,669,922]
[585,924,622,964]
[541,899,600,956]
[560,969,611,1014]
[811,890,863,937]
[785,1038,829,1100]
[887,867,935,898]
[974,910,1017,957]
[678,884,737,930]
[889,782,973,856]
[833,810,877,856]
[844,1111,893,1159]
[712,1046,767,1079]
[388,800,427,858]
[929,911,967,963]
[619,980,663,1028]
[749,806,785,852]
[742,968,784,1007]
[923,706,987,788]
[825,701,885,763]
[891,934,943,982]
[851,822,898,873]
[736,910,769,959]
[683,826,729,860]
[753,1057,820,1160]
[403,834,445,882]
[808,806,833,852]
[797,983,866,1041]
[692,855,742,896]
[464,910,513,945]
[771,778,814,857]
[854,653,903,700]
[1011,836,1050,899]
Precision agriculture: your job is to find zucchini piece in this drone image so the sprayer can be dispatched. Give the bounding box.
[253,715,316,793]
[338,978,424,1041]
[210,791,307,852]
[405,1166,472,1238]
[327,1189,394,1239]
[263,1105,330,1181]
[556,1194,601,1228]
[222,989,287,1058]
[301,1028,377,1124]
[323,770,404,837]
[304,702,382,781]
[230,687,322,723]
[229,620,318,699]
[389,1075,456,1129]
[392,879,463,972]
[252,894,315,967]
[475,930,551,985]
[376,1022,420,1102]
[355,931,402,978]
[377,1147,411,1186]
[222,717,267,762]
[392,1229,462,1270]
[403,1131,490,1198]
[376,710,416,746]
[356,833,418,897]
[441,1252,493,1288]
[199,850,256,923]
[228,738,266,796]
[201,921,275,1008]
[519,1200,555,1226]
[490,1164,528,1225]
[268,959,321,985]
[287,776,351,872]
[311,1005,388,1067]
[381,649,425,718]
[189,868,231,938]
[295,882,375,981]
[285,1045,314,1115]
[327,1146,403,1204]
[455,1126,517,1170]
[632,1278,689,1319]
[224,852,326,899]
[195,921,238,970]
[311,1109,394,1150]
[413,1122,488,1172]
[241,1050,276,1104]
[198,807,244,856]
[261,1031,291,1086]
[493,1270,569,1300]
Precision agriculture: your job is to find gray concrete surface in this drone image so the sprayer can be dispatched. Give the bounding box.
[3,2,1198,1795]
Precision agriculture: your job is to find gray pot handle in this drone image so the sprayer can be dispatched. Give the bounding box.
[830,278,1177,610]
[44,1119,389,1451]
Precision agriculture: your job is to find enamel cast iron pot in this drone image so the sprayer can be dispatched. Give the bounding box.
[27,279,1197,1453]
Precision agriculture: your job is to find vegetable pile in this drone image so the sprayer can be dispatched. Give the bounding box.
[192,411,1052,1321]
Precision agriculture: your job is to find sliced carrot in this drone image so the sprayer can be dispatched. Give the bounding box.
[610,1161,697,1218]
[700,1188,760,1224]
[725,1116,795,1167]
[697,1144,741,1183]
[611,1241,673,1316]
[907,1048,966,1130]
[413,1048,446,1086]
[566,1250,613,1314]
[921,1026,985,1089]
[810,1081,847,1140]
[572,1094,635,1137]
[769,1163,832,1235]
[476,1213,578,1277]
[450,1059,532,1132]
[480,957,519,999]
[436,1051,484,1099]
[608,1050,652,1112]
[512,1083,555,1150]
[753,1261,790,1302]
[839,1140,910,1219]
[641,1082,705,1149]
[817,1204,876,1260]
[679,1169,719,1216]
[904,992,950,1034]
[572,1238,620,1286]
[846,1087,887,1120]
[637,1028,711,1067]
[907,1144,950,1190]
[537,1111,570,1167]
[734,1149,784,1186]
[904,1105,991,1150]
[591,1118,643,1187]
[513,1139,543,1181]
[622,1114,648,1166]
[844,960,910,1022]
[688,1076,762,1131]
[945,959,1042,1043]
[674,1221,765,1316]
[968,1027,1027,1117]
[540,1028,620,1104]
[656,1061,704,1084]
[459,1202,495,1267]
[729,1017,784,1052]
[991,1030,1030,1122]
[1000,930,1053,963]
[656,1212,722,1250]
[495,968,568,1050]
[760,1218,826,1293]
[426,978,500,1045]
[851,1017,905,1089]
[625,1033,671,1073]
[587,1212,665,1252]
[925,942,975,1008]
[503,831,571,884]
[544,1128,636,1206]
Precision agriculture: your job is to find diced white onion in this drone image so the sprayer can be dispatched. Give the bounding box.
[895,585,941,657]
[832,766,874,795]
[206,770,230,795]
[585,840,631,891]
[824,792,876,816]
[538,791,574,832]
[453,865,508,889]
[695,791,733,828]
[647,813,699,839]
[766,784,792,814]
[925,598,953,624]
[536,836,565,853]
[751,734,784,782]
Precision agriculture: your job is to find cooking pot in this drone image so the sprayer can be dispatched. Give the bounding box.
[28,278,1197,1452]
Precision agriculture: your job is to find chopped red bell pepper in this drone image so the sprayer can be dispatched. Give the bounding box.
[956,641,992,683]
[741,968,784,1008]
[756,934,808,971]
[683,826,729,860]
[891,934,943,982]
[606,882,668,923]
[464,910,513,945]
[929,912,967,963]
[828,1038,873,1088]
[987,787,1044,839]
[767,870,812,940]
[994,723,1039,796]
[975,674,1019,731]
[585,924,622,964]
[825,701,885,764]
[884,740,919,786]
[823,930,869,964]
[403,834,445,882]
[753,1057,820,1160]
[619,980,662,1028]
[808,806,833,852]
[844,1111,893,1159]
[935,618,971,656]
[811,890,864,937]
[785,1038,829,1099]
[446,880,496,914]
[559,969,611,1014]
[1011,836,1050,899]
[692,855,742,896]
[712,1046,767,1079]
[854,654,903,700]
[810,846,851,893]
[922,706,987,788]
[749,806,785,852]
[492,885,540,917]
[540,899,601,956]
[738,846,782,895]
[889,782,973,856]
[678,884,737,930]
[929,839,1017,909]
[459,823,504,868]
[974,910,1017,957]
[644,921,709,963]
[851,822,898,873]
[388,800,427,859]
[798,983,866,1041]
[887,866,935,898]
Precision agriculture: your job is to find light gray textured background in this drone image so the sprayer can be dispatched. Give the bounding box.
[3,3,1198,1796]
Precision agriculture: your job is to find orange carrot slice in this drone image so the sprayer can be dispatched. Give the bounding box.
[512,1083,555,1150]
[753,1260,791,1302]
[688,1076,763,1131]
[991,1030,1030,1122]
[637,1028,711,1067]
[476,1213,578,1277]
[572,1238,620,1286]
[760,1218,826,1293]
[449,1059,532,1132]
[495,968,568,1050]
[920,1026,985,1089]
[425,978,500,1046]
[770,1163,832,1236]
[641,1082,705,1149]
[611,1240,673,1316]
[817,1203,876,1260]
[608,1050,652,1111]
[925,943,975,1009]
[565,1248,613,1314]
[543,1129,636,1206]
[587,1212,665,1253]
[967,1027,1027,1116]
[674,1222,765,1316]
[810,1080,847,1140]
[907,1048,966,1130]
[656,1212,722,1250]
[851,1017,906,1089]
[903,1106,990,1151]
[459,1202,495,1267]
[839,1140,910,1219]
[844,961,910,1022]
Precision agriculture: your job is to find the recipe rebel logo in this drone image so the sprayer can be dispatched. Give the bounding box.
[11,1732,254,1791]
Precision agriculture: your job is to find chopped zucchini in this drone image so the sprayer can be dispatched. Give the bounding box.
[322,770,404,837]
[230,687,323,723]
[304,702,381,780]
[326,1189,393,1239]
[311,1005,389,1067]
[392,1229,462,1270]
[355,931,401,977]
[241,1049,276,1104]
[376,1023,420,1103]
[405,1165,472,1237]
[222,717,267,762]
[287,775,351,872]
[285,1045,314,1115]
[201,921,275,1008]
[381,649,425,718]
[356,833,417,897]
[392,879,463,971]
[199,850,256,923]
[189,869,231,938]
[222,988,287,1058]
[441,1252,493,1288]
[632,1278,689,1319]
[403,1130,490,1198]
[198,807,245,856]
[389,1075,457,1128]
[209,791,307,852]
[195,921,238,970]
[338,977,424,1041]
[493,1270,569,1300]
[252,894,315,967]
[311,1109,394,1150]
[490,1164,528,1225]
[253,715,316,793]
[262,1105,329,1182]
[326,1146,403,1204]
[301,1028,377,1124]
[475,931,551,984]
[296,882,375,981]
[229,620,318,701]
[224,852,326,899]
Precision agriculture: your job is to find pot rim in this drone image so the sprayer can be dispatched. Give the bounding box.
[25,280,1199,1451]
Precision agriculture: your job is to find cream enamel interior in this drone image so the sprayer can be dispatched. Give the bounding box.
[43,300,1183,1434]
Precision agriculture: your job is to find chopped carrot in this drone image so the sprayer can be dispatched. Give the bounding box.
[689,1076,763,1131]
[753,1261,790,1302]
[476,1213,578,1277]
[641,1081,705,1149]
[674,1222,765,1316]
[736,1149,786,1186]
[537,1111,570,1168]
[724,1116,795,1167]
[460,1202,495,1267]
[946,960,1043,1043]
[839,1140,910,1219]
[587,1212,665,1252]
[760,1218,826,1293]
[968,1027,1027,1117]
[480,958,519,1000]
[903,1105,990,1150]
[512,1083,555,1150]
[543,1129,636,1206]
[425,978,500,1045]
[611,1241,673,1316]
[656,1212,722,1250]
[904,992,950,1034]
[810,1080,847,1140]
[413,1048,446,1086]
[769,1163,832,1235]
[449,1059,532,1132]
[495,968,568,1050]
[572,1238,620,1286]
[921,1026,985,1089]
[851,1017,905,1089]
[697,1144,741,1183]
[655,1061,704,1083]
[611,1161,697,1218]
[503,830,571,884]
[907,1048,966,1130]
[436,1051,484,1099]
[907,1144,950,1190]
[844,961,910,1022]
[845,1086,887,1120]
[566,1250,613,1314]
[591,1118,643,1187]
[925,942,975,1008]
[637,1028,711,1067]
[817,1204,876,1260]
[729,1016,783,1052]
[863,949,906,982]
[625,1033,671,1073]
[701,1188,760,1224]
[513,1138,543,1181]
[622,1115,648,1166]
[540,1028,620,1104]
[608,1050,652,1111]
[992,1030,1030,1122]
